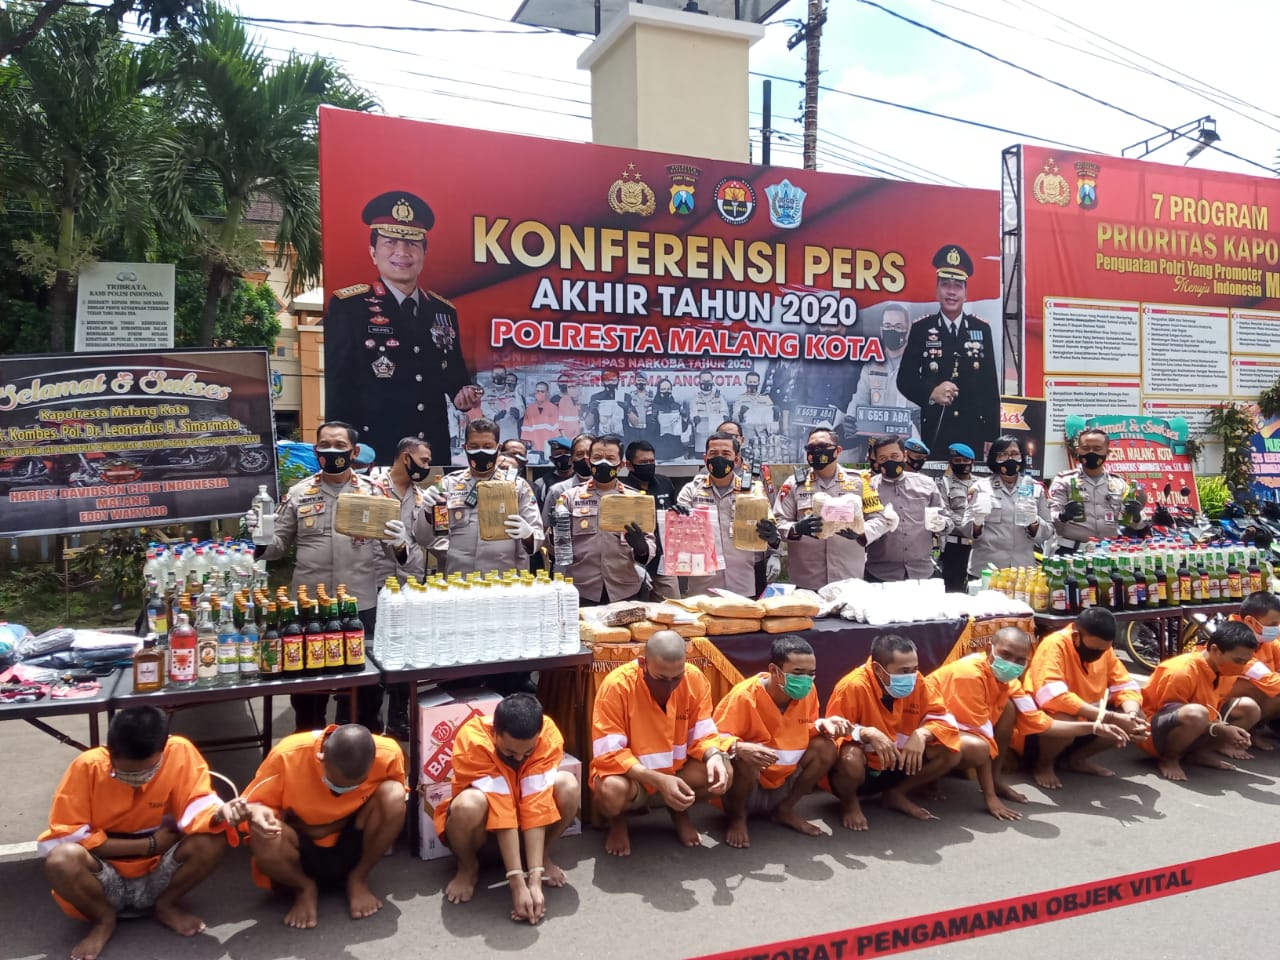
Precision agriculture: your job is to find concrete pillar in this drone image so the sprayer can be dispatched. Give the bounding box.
[577,3,764,163]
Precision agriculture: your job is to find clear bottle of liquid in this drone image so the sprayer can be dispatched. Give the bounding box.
[518,577,541,659]
[382,581,407,670]
[237,596,260,682]
[417,583,438,667]
[251,483,276,546]
[214,596,239,685]
[553,496,574,568]
[195,601,219,686]
[440,581,462,666]
[537,572,559,657]
[403,582,424,669]
[559,575,580,654]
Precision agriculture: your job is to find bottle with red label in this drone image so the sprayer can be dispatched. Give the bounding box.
[167,612,197,687]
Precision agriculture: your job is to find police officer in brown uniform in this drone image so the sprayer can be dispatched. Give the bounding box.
[324,191,481,464]
[896,245,1000,458]
[252,421,424,731]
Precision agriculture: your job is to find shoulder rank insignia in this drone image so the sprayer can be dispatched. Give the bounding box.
[427,290,456,309]
[334,283,371,299]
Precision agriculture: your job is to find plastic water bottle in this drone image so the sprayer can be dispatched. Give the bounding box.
[412,583,434,667]
[1015,476,1038,527]
[516,577,539,659]
[372,578,391,663]
[558,575,580,654]
[381,581,407,669]
[435,581,457,665]
[452,581,474,666]
[400,581,420,668]
[553,497,574,568]
[537,573,559,657]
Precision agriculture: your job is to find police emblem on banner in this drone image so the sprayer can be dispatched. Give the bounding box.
[714,176,756,225]
[764,179,807,229]
[608,163,656,217]
[1074,160,1099,209]
[666,163,701,216]
[1032,156,1070,206]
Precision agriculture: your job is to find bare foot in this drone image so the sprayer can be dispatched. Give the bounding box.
[995,781,1028,803]
[540,859,568,888]
[1157,758,1188,781]
[1216,745,1254,761]
[154,900,207,936]
[71,919,116,960]
[1250,732,1276,752]
[605,817,631,857]
[670,810,701,847]
[445,862,479,903]
[1033,765,1063,790]
[840,800,868,831]
[347,875,383,920]
[881,790,938,821]
[1190,751,1243,772]
[1064,755,1116,778]
[725,815,751,848]
[283,882,319,929]
[772,807,823,837]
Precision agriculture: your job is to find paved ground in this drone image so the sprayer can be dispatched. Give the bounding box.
[4,696,1280,960]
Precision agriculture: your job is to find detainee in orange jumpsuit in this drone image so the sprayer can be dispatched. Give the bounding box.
[39,707,236,960]
[929,627,1128,822]
[590,631,733,856]
[438,693,579,925]
[713,634,851,848]
[1224,591,1280,748]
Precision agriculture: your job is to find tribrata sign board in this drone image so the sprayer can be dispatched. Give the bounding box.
[318,108,1002,466]
[1018,145,1280,475]
[74,262,176,351]
[0,349,277,536]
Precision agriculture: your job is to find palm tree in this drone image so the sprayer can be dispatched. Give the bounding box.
[155,5,374,346]
[0,8,161,351]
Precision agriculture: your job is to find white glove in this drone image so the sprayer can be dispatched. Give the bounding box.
[766,555,782,583]
[424,486,446,506]
[881,502,900,533]
[969,489,994,522]
[383,519,409,548]
[243,508,260,536]
[925,507,948,533]
[505,513,535,540]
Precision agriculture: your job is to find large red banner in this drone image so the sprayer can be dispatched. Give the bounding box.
[319,109,1001,466]
[1020,144,1280,473]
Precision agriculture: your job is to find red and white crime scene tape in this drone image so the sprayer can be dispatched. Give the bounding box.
[690,841,1280,960]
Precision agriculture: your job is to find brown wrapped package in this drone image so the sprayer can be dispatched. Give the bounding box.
[334,493,400,539]
[599,493,656,532]
[629,619,703,640]
[579,621,632,644]
[731,493,772,551]
[759,590,822,618]
[477,480,519,541]
[699,615,762,636]
[647,603,702,626]
[693,594,767,619]
[761,616,815,634]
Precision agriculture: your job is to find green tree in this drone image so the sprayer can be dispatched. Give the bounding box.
[155,5,375,346]
[0,8,161,351]
[0,0,200,61]
[215,280,282,348]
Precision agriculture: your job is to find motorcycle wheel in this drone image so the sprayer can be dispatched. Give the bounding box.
[1122,620,1162,673]
[235,446,272,474]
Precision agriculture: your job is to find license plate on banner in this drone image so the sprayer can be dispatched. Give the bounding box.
[853,405,913,435]
[792,404,840,428]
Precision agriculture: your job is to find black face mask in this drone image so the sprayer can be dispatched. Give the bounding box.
[404,456,431,483]
[1079,451,1107,470]
[465,448,498,474]
[573,458,592,478]
[745,383,759,394]
[315,447,351,475]
[950,461,971,477]
[551,453,572,472]
[707,456,735,479]
[1076,643,1106,664]
[880,460,905,480]
[659,391,673,399]
[806,446,836,469]
[631,464,656,482]
[881,329,907,351]
[699,382,714,393]
[906,457,926,472]
[602,381,618,394]
[643,671,682,702]
[591,460,618,484]
[996,459,1021,477]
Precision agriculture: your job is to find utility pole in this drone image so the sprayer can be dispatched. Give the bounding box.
[787,1,826,170]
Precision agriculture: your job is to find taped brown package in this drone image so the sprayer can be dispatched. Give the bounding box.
[477,480,518,541]
[334,493,399,539]
[598,493,656,533]
[761,616,815,633]
[731,493,772,551]
[699,615,762,636]
[693,594,767,619]
[760,590,822,618]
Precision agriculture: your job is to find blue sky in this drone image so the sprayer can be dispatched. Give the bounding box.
[191,0,1278,190]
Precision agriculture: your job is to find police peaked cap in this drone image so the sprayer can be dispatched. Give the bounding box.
[933,244,973,280]
[363,191,434,241]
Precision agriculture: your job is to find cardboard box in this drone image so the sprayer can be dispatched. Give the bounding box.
[419,751,583,861]
[417,687,502,784]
